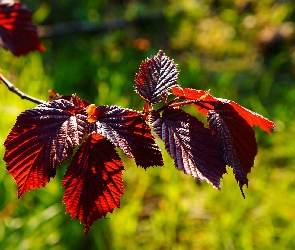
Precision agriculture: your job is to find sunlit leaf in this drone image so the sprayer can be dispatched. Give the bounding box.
[91,105,163,168]
[172,87,275,133]
[135,50,179,105]
[220,100,275,134]
[0,3,45,56]
[62,133,124,235]
[172,87,216,116]
[4,98,88,197]
[150,108,226,188]
[207,101,258,197]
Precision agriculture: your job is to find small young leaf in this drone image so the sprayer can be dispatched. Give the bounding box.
[59,94,91,109]
[172,87,275,133]
[135,50,179,105]
[91,105,163,168]
[149,108,227,189]
[207,101,258,197]
[62,133,124,235]
[4,98,88,197]
[0,3,45,56]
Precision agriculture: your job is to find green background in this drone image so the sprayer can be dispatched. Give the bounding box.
[1,0,295,249]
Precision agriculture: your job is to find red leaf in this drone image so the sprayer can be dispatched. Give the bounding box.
[4,99,88,197]
[135,50,179,105]
[91,105,163,168]
[221,100,275,134]
[62,133,124,235]
[207,101,258,197]
[149,108,227,189]
[172,87,275,133]
[172,87,218,116]
[172,86,215,102]
[0,3,45,56]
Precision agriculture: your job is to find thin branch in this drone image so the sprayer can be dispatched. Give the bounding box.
[0,74,45,105]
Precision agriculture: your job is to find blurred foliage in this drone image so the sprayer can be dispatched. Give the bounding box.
[1,0,295,249]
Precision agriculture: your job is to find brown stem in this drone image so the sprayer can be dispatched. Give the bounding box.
[0,74,45,105]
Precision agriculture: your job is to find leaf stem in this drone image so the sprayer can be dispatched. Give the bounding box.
[0,74,45,105]
[194,101,214,110]
[156,97,184,112]
[157,98,217,113]
[168,99,198,108]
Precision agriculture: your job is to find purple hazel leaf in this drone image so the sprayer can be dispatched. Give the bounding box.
[135,50,179,105]
[0,3,45,56]
[62,133,124,235]
[149,108,227,189]
[4,98,88,197]
[91,105,164,168]
[207,101,258,197]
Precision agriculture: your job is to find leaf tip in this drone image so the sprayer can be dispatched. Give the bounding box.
[267,122,276,134]
[83,225,91,236]
[239,181,248,199]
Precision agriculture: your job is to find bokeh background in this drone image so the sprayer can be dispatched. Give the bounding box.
[1,0,295,249]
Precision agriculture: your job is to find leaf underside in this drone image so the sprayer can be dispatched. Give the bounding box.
[4,99,88,197]
[150,108,227,189]
[0,3,45,56]
[62,133,124,235]
[92,105,164,168]
[135,50,179,105]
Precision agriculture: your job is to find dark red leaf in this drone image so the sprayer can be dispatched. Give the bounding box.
[62,133,124,235]
[207,101,258,197]
[135,50,179,105]
[4,98,88,197]
[91,105,163,168]
[0,3,45,56]
[149,108,227,189]
[172,87,275,133]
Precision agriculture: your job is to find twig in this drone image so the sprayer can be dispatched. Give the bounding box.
[0,74,45,105]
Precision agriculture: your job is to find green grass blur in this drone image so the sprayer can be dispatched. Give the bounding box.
[1,0,295,249]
